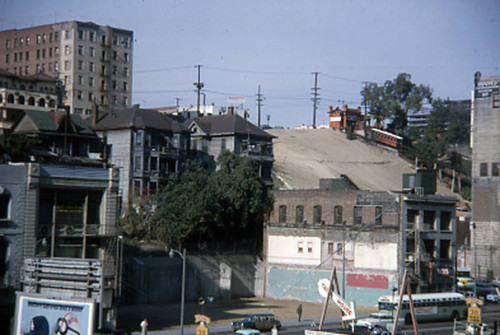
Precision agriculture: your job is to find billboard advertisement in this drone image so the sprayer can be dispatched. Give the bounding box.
[14,294,95,335]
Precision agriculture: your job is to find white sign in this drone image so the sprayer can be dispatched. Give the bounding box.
[318,278,331,298]
[228,96,245,105]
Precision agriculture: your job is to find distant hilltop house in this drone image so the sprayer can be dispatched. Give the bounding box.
[188,113,275,187]
[328,104,364,131]
[155,104,250,121]
[92,104,191,209]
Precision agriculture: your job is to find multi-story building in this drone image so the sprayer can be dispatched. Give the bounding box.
[188,113,275,186]
[328,104,364,131]
[471,72,500,280]
[264,171,457,305]
[0,69,58,141]
[93,105,191,209]
[0,21,133,116]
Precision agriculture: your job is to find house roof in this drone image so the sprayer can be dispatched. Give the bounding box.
[14,110,95,136]
[21,110,58,131]
[189,114,275,138]
[93,105,188,133]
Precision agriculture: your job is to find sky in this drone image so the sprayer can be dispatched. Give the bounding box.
[1,0,499,128]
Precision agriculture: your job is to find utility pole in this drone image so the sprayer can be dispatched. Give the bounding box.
[256,85,265,127]
[311,72,320,128]
[193,65,204,117]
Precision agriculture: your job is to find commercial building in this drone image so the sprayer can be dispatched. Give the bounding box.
[471,72,500,280]
[264,171,457,305]
[0,21,133,116]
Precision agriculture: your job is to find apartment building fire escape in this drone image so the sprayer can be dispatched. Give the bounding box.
[99,28,112,111]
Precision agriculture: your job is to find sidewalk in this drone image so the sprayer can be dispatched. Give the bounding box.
[120,297,376,335]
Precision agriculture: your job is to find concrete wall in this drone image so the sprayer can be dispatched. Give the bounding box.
[266,267,397,307]
[122,253,265,304]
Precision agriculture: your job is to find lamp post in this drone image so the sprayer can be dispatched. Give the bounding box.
[31,238,47,292]
[169,248,186,335]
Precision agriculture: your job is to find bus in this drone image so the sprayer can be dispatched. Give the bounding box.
[377,292,467,325]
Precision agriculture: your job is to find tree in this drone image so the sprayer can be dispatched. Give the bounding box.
[152,152,274,245]
[361,73,432,135]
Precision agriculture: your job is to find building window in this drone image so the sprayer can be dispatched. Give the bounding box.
[354,206,362,225]
[37,34,41,44]
[48,63,52,71]
[5,39,10,49]
[36,49,40,59]
[124,52,129,62]
[334,205,343,224]
[135,131,142,145]
[278,205,287,223]
[89,47,94,57]
[297,241,304,253]
[14,38,18,48]
[122,37,129,47]
[54,32,58,41]
[113,36,118,45]
[0,193,10,220]
[77,91,82,100]
[64,60,70,70]
[123,82,127,91]
[49,33,52,43]
[113,51,117,60]
[440,211,451,231]
[112,66,117,75]
[112,80,117,89]
[493,92,499,109]
[54,62,58,71]
[5,54,8,64]
[307,242,313,253]
[14,53,17,62]
[42,33,46,43]
[492,163,499,177]
[89,77,94,87]
[423,210,436,230]
[54,47,59,56]
[480,163,488,176]
[123,96,128,105]
[328,242,334,255]
[78,60,83,70]
[293,205,304,224]
[36,64,40,73]
[313,205,322,224]
[89,31,95,41]
[375,206,383,225]
[440,240,451,259]
[49,48,52,57]
[42,49,46,58]
[88,92,94,101]
[78,45,84,55]
[78,76,83,85]
[78,30,84,40]
[65,45,70,55]
[89,62,94,72]
[124,67,129,77]
[25,66,29,75]
[26,36,30,45]
[25,51,29,60]
[113,95,117,104]
[134,156,141,171]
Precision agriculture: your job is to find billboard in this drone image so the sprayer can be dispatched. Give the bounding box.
[14,294,95,335]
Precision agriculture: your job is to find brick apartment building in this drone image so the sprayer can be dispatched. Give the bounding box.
[0,21,133,116]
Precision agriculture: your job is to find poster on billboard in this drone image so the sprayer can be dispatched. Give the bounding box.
[14,293,95,335]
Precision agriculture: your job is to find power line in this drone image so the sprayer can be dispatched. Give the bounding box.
[133,65,194,74]
[204,65,310,75]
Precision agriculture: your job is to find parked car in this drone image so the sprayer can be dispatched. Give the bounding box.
[234,329,262,335]
[231,313,282,331]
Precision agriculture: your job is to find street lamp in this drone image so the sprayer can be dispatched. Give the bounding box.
[169,248,186,335]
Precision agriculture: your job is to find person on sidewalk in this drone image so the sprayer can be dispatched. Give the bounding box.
[296,303,303,322]
[140,318,148,335]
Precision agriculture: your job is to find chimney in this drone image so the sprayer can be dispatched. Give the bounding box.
[228,106,234,115]
[329,105,333,114]
[92,105,99,127]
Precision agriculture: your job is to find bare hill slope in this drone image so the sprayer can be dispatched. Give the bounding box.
[269,128,455,196]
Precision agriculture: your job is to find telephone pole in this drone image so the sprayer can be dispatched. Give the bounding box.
[193,65,204,117]
[311,72,320,128]
[256,85,265,127]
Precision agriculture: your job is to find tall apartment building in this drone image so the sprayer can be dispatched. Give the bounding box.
[0,21,133,116]
[471,72,500,280]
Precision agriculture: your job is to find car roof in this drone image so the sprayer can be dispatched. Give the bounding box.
[235,329,261,335]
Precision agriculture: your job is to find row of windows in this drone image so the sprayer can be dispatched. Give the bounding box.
[479,162,499,177]
[76,45,130,62]
[0,94,56,108]
[278,205,383,225]
[5,62,59,76]
[5,47,60,64]
[77,30,131,48]
[76,90,128,105]
[5,32,60,49]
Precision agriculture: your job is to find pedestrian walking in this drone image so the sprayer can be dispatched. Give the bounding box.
[296,303,303,322]
[140,318,148,335]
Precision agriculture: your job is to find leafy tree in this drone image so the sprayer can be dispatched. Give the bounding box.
[361,73,432,135]
[4,134,42,161]
[152,152,273,245]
